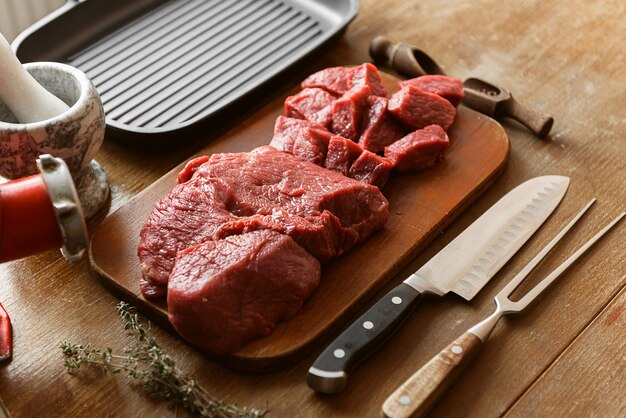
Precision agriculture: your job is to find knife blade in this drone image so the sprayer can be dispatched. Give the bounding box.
[307,175,570,394]
[381,203,624,418]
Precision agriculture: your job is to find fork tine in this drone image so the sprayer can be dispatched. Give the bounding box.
[497,198,597,301]
[514,211,625,309]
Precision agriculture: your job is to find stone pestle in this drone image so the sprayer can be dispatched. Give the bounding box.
[0,32,70,123]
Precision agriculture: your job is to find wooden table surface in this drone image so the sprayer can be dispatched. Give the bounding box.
[1,0,624,417]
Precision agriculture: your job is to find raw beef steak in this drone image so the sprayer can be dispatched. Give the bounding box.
[301,66,355,96]
[398,75,465,107]
[138,147,389,296]
[192,147,388,235]
[358,95,406,153]
[384,124,450,172]
[284,87,336,127]
[138,178,241,291]
[167,230,321,354]
[388,85,457,131]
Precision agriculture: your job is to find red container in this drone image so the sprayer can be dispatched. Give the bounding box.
[0,154,88,263]
[0,174,63,262]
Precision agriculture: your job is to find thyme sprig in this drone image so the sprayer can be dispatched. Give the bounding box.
[60,302,265,418]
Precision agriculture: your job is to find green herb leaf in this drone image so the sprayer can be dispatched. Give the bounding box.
[61,302,266,418]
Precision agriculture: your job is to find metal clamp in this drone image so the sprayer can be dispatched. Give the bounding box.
[36,154,88,262]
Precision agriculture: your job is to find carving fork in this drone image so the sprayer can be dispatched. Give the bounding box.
[382,199,624,418]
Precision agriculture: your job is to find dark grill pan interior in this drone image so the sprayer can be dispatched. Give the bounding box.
[67,0,322,128]
[14,0,357,142]
[67,0,322,129]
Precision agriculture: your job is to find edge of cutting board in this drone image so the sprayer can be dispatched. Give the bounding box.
[89,73,510,372]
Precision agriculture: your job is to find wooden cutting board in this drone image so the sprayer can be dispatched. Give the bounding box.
[89,72,509,372]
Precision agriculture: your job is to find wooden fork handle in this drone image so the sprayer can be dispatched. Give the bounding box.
[382,332,483,418]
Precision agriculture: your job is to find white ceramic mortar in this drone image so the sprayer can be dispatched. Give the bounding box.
[0,62,109,218]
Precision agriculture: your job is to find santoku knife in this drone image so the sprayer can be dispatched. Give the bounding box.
[381,201,624,418]
[307,175,570,394]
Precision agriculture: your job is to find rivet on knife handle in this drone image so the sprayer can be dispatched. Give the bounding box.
[308,176,569,394]
[382,201,624,418]
[307,283,422,394]
[382,331,482,418]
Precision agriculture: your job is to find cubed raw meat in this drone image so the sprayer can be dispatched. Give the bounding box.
[301,66,355,96]
[284,87,336,127]
[398,75,465,107]
[177,155,210,184]
[358,96,406,153]
[352,63,387,97]
[270,116,326,154]
[323,136,364,176]
[388,85,457,131]
[349,151,394,189]
[292,128,332,165]
[384,124,450,172]
[331,85,372,140]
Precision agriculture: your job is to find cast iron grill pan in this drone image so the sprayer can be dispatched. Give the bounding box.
[13,0,358,145]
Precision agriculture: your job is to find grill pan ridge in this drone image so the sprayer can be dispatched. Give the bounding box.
[13,0,359,144]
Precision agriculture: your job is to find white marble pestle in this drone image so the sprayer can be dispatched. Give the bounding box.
[0,32,69,123]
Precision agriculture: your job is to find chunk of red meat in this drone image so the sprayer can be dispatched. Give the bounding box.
[358,95,406,153]
[398,75,465,107]
[270,116,326,154]
[388,85,457,131]
[301,66,355,96]
[138,147,389,294]
[274,125,392,189]
[216,210,358,262]
[349,151,394,189]
[167,230,321,354]
[323,136,364,176]
[292,127,332,165]
[384,125,450,172]
[352,63,387,97]
[331,85,372,140]
[284,87,336,128]
[177,155,210,183]
[137,178,242,292]
[197,148,388,241]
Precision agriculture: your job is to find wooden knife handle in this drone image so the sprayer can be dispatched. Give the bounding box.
[307,283,422,394]
[382,331,483,418]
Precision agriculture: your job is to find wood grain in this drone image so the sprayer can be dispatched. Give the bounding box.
[505,285,626,417]
[88,72,509,371]
[382,331,483,418]
[0,1,625,417]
